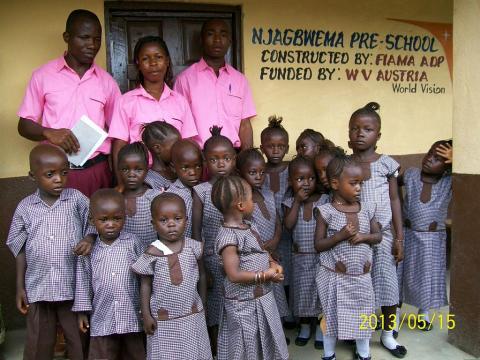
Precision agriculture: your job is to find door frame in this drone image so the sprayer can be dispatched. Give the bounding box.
[104,1,243,78]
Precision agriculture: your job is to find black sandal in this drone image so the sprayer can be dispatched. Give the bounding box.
[322,354,336,360]
[381,339,407,358]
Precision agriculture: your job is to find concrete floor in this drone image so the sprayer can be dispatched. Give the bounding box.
[0,303,475,360]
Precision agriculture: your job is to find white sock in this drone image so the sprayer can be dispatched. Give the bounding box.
[393,308,401,331]
[298,323,310,339]
[323,335,336,357]
[381,330,401,350]
[315,325,324,342]
[419,309,431,322]
[355,338,370,358]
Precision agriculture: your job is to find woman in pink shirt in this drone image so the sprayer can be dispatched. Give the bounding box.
[109,36,198,182]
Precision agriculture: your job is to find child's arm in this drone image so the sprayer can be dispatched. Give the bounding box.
[74,193,97,256]
[197,258,207,308]
[349,219,382,245]
[140,276,157,335]
[264,213,282,252]
[389,176,404,262]
[221,246,283,284]
[15,247,28,315]
[314,212,355,252]
[72,255,93,332]
[436,143,453,164]
[283,192,307,230]
[192,192,203,242]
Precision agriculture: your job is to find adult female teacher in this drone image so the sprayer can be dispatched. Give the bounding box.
[109,36,198,181]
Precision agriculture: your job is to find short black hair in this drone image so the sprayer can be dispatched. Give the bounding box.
[118,141,149,167]
[141,121,180,147]
[260,115,289,144]
[200,18,231,37]
[211,175,249,214]
[151,192,186,216]
[326,154,360,182]
[350,102,381,128]
[90,189,125,214]
[203,125,235,154]
[288,155,315,179]
[296,129,325,149]
[133,36,174,88]
[65,9,100,33]
[315,145,346,161]
[171,139,203,164]
[236,148,265,172]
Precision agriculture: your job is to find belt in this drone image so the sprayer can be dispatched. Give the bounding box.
[69,154,108,170]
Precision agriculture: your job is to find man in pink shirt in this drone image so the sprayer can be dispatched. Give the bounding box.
[18,9,120,197]
[174,19,256,150]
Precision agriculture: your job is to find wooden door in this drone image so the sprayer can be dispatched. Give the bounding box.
[105,2,241,93]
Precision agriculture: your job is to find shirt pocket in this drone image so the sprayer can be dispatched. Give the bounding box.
[222,88,243,119]
[87,92,107,124]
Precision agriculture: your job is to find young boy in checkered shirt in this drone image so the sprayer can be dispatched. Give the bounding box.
[6,144,92,360]
[73,189,145,359]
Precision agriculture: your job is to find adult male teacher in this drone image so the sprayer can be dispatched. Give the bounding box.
[17,9,120,197]
[174,19,256,150]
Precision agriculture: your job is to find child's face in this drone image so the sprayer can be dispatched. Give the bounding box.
[348,115,381,152]
[30,154,69,199]
[422,145,447,175]
[332,165,363,203]
[260,133,289,164]
[64,18,102,65]
[240,158,266,189]
[152,200,187,242]
[202,20,231,59]
[118,153,147,191]
[91,199,125,242]
[296,137,319,159]
[149,133,179,164]
[137,42,170,84]
[290,164,316,197]
[173,147,203,187]
[206,143,236,177]
[314,154,333,189]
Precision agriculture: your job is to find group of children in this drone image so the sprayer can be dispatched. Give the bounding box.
[7,102,453,360]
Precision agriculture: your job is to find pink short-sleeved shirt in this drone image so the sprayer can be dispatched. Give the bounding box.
[108,84,198,143]
[174,58,256,148]
[17,56,121,157]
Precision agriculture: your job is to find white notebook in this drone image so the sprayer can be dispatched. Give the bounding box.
[68,115,108,166]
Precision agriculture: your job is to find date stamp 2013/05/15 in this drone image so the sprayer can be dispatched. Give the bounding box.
[359,313,455,331]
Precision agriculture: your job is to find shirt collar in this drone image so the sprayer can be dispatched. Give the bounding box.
[133,84,173,101]
[198,57,231,75]
[96,231,129,248]
[32,188,72,205]
[55,54,99,76]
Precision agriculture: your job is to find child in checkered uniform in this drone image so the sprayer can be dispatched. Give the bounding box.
[7,144,92,360]
[283,156,324,348]
[132,193,211,360]
[213,176,289,360]
[400,140,452,330]
[315,155,381,360]
[117,142,163,251]
[348,102,407,358]
[73,189,145,359]
[142,121,181,190]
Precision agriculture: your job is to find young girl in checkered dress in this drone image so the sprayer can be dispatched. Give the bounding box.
[400,140,452,329]
[117,142,163,251]
[237,148,289,319]
[283,156,324,348]
[213,176,289,360]
[192,126,237,352]
[132,193,212,360]
[348,102,407,358]
[142,121,180,190]
[315,155,381,360]
[260,117,294,304]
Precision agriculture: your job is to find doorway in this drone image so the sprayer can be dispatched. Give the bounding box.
[105,2,242,93]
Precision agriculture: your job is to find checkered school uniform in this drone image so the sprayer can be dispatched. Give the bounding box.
[73,232,143,337]
[249,188,289,317]
[263,166,293,285]
[132,237,212,360]
[166,179,194,238]
[282,196,323,317]
[124,189,162,252]
[359,155,400,307]
[7,189,91,303]
[194,181,224,326]
[145,169,175,191]
[215,226,289,360]
[401,168,451,310]
[316,202,376,340]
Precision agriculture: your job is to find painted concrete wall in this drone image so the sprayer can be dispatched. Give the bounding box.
[0,0,452,178]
